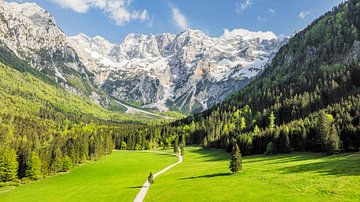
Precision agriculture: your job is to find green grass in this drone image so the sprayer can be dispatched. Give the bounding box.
[0,151,178,202]
[1,148,359,201]
[146,147,360,201]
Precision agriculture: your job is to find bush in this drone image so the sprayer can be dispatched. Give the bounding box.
[120,141,127,150]
[61,156,73,172]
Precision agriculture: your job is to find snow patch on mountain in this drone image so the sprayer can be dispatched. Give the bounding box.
[69,28,282,112]
[0,0,283,113]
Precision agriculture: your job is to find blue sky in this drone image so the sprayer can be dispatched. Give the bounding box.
[12,0,344,43]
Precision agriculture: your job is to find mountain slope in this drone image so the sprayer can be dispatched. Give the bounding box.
[0,0,113,107]
[69,29,282,113]
[0,60,170,123]
[0,0,283,114]
[173,0,360,154]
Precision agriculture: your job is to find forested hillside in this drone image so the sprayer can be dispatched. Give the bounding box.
[0,62,177,184]
[171,0,360,154]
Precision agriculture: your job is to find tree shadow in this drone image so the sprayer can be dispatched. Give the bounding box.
[126,185,144,189]
[278,153,360,176]
[267,153,323,165]
[190,148,230,162]
[178,172,232,180]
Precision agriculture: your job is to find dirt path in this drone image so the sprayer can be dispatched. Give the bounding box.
[134,154,183,202]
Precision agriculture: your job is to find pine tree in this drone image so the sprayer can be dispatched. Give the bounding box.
[174,136,179,153]
[326,125,340,154]
[148,172,154,184]
[25,151,42,180]
[0,147,18,182]
[229,143,242,174]
[180,146,185,156]
[269,112,276,129]
[279,127,292,153]
[202,137,208,149]
[318,112,339,154]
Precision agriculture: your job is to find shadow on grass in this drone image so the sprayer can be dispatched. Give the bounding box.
[267,153,323,165]
[278,154,360,176]
[190,147,230,162]
[126,185,143,189]
[243,153,317,164]
[178,172,232,180]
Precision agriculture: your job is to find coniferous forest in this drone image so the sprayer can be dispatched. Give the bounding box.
[172,0,360,155]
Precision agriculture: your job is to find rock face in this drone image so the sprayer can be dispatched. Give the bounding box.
[0,0,105,104]
[0,1,90,79]
[69,29,282,113]
[0,0,283,113]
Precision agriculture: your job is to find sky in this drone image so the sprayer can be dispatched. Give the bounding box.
[10,0,345,43]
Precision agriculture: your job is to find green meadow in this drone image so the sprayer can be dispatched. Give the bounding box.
[0,151,177,202]
[1,148,359,201]
[146,147,360,202]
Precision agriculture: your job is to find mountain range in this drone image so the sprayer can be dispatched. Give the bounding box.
[0,0,283,114]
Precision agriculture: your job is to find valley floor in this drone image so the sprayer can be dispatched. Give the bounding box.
[0,151,178,202]
[0,148,359,201]
[146,147,360,202]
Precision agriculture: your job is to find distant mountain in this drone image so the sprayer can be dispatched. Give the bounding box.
[0,0,283,114]
[69,29,282,113]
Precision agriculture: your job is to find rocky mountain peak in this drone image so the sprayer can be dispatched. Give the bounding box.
[0,0,284,113]
[70,28,283,113]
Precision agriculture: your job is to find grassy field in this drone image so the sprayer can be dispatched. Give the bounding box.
[146,147,360,201]
[1,148,359,202]
[0,151,177,202]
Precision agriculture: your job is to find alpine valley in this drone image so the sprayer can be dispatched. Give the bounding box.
[0,0,359,202]
[0,0,282,113]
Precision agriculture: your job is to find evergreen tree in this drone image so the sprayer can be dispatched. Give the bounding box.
[269,112,276,129]
[25,152,42,180]
[202,137,208,149]
[318,112,340,154]
[174,136,179,153]
[180,145,185,156]
[279,127,292,153]
[326,125,340,154]
[265,142,273,155]
[0,147,18,182]
[229,143,242,174]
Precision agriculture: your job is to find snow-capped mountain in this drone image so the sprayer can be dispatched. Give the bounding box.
[0,0,111,106]
[0,0,283,113]
[69,29,282,112]
[0,1,81,76]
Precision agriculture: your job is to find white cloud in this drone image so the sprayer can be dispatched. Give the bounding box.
[269,8,275,14]
[235,0,253,13]
[299,9,312,19]
[50,0,89,13]
[49,0,150,26]
[170,4,188,30]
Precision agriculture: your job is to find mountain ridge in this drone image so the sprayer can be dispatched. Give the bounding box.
[0,0,283,113]
[69,28,283,113]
